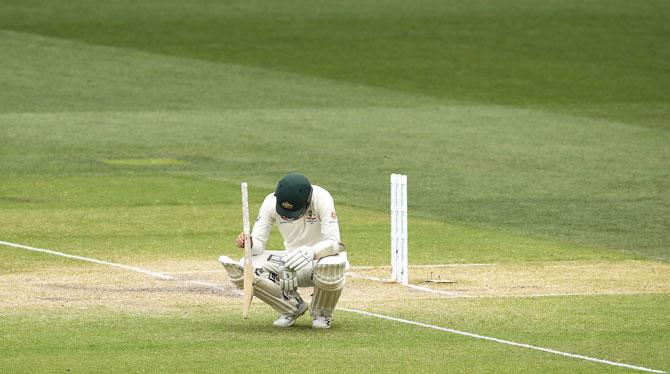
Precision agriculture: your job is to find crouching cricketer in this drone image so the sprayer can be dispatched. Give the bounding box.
[219,173,348,329]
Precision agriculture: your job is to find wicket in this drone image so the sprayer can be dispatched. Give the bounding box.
[391,173,409,284]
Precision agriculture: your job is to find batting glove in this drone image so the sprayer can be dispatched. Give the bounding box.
[283,247,315,271]
[278,269,298,292]
[263,261,282,275]
[262,262,298,292]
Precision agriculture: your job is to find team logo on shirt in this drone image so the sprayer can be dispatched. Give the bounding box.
[282,201,294,210]
[305,209,318,223]
[331,211,337,220]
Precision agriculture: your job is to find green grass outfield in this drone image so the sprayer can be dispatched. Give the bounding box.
[2,296,669,373]
[1,0,668,372]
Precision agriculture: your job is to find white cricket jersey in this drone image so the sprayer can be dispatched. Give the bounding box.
[250,185,340,255]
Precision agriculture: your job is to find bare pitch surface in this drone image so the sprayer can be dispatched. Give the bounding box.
[3,258,670,312]
[349,261,670,299]
[1,246,669,372]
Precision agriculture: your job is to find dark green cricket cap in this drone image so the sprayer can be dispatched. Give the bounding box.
[275,173,313,219]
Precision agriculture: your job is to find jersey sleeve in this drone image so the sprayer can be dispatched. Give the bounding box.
[316,189,341,244]
[250,193,275,255]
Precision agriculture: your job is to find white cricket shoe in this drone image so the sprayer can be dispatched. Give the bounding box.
[311,315,332,329]
[273,301,308,328]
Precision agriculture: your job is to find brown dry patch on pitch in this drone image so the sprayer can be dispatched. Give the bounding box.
[2,260,668,315]
[0,260,239,314]
[345,260,670,301]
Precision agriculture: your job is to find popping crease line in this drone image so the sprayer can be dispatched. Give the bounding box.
[0,240,174,280]
[0,240,665,374]
[347,272,461,297]
[0,240,237,294]
[338,308,667,374]
[349,263,495,270]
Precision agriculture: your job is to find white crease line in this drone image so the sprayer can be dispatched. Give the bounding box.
[339,308,666,374]
[350,263,494,270]
[409,263,496,268]
[1,240,665,373]
[347,272,461,297]
[0,240,174,280]
[404,283,461,297]
[0,240,239,295]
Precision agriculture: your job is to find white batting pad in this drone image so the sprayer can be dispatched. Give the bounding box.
[253,277,304,315]
[311,255,347,318]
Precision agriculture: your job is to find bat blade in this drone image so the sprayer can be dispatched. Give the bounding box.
[241,182,253,319]
[242,246,253,319]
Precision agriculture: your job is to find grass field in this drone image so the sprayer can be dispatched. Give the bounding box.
[1,0,668,372]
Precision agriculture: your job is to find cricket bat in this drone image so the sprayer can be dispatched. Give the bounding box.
[241,182,254,319]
